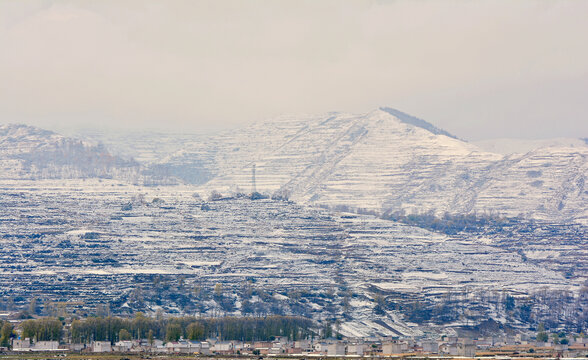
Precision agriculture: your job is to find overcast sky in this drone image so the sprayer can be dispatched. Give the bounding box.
[1,0,587,140]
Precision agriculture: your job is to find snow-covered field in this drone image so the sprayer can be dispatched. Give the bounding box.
[0,179,583,335]
[1,108,587,335]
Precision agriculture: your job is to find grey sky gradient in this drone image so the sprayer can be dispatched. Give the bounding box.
[1,0,587,140]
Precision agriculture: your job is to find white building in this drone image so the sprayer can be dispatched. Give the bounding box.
[439,342,458,355]
[200,341,211,355]
[422,340,439,353]
[327,342,346,356]
[33,341,60,351]
[314,342,328,353]
[294,339,312,350]
[12,338,31,351]
[347,343,365,356]
[65,343,85,352]
[214,341,233,352]
[187,340,201,353]
[92,341,112,352]
[166,341,190,353]
[458,343,476,357]
[113,340,133,352]
[382,342,407,355]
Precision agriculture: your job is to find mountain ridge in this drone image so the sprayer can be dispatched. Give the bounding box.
[2,108,586,225]
[0,123,140,180]
[158,109,586,224]
[379,107,459,139]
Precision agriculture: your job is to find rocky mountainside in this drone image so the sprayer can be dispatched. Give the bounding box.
[157,108,587,225]
[0,124,140,180]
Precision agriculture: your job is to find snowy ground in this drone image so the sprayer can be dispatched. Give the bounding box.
[0,179,582,335]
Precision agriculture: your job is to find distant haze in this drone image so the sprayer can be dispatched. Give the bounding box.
[1,0,587,140]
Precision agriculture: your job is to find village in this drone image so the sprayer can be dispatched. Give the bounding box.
[5,333,588,358]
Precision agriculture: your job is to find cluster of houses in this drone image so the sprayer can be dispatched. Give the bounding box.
[11,339,60,352]
[9,334,588,357]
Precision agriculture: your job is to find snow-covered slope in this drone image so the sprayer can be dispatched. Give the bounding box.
[467,146,587,223]
[0,124,140,180]
[1,180,578,334]
[5,109,585,224]
[159,109,587,224]
[474,137,587,155]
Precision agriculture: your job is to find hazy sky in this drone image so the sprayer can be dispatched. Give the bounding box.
[1,0,587,140]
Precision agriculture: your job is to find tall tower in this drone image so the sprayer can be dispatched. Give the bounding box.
[251,163,257,194]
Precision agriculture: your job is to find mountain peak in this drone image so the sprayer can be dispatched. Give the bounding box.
[0,123,139,180]
[379,107,458,139]
[0,123,57,138]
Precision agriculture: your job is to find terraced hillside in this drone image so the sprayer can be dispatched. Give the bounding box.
[152,108,587,224]
[1,179,584,335]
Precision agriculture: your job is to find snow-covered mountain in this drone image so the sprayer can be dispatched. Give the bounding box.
[0,124,140,180]
[1,115,585,331]
[158,108,588,224]
[3,108,586,224]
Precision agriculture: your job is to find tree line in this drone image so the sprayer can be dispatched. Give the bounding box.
[20,318,62,341]
[70,314,313,343]
[0,320,13,347]
[381,210,511,235]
